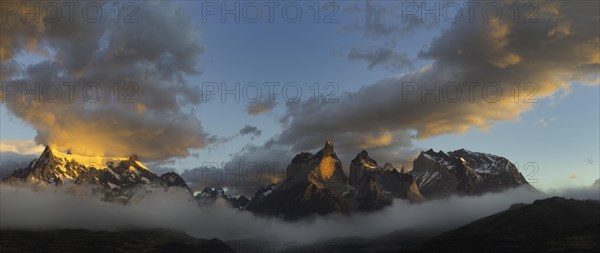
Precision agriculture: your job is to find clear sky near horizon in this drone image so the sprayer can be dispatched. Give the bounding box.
[1,0,598,191]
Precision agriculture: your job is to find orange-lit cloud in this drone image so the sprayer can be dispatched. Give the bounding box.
[233,1,600,167]
[1,1,208,161]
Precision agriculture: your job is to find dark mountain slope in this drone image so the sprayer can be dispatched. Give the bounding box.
[0,229,235,253]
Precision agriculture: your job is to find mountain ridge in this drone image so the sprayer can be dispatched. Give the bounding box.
[3,145,191,202]
[2,142,538,218]
[410,148,537,198]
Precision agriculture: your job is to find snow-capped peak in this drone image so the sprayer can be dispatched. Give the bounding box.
[40,145,150,171]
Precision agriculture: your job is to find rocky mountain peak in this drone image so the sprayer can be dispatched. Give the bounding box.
[4,148,190,202]
[315,140,337,159]
[40,145,53,155]
[248,140,351,219]
[325,139,334,149]
[358,149,369,158]
[128,154,140,163]
[285,141,346,184]
[352,150,379,169]
[383,162,395,171]
[422,149,448,158]
[37,145,61,163]
[411,148,536,199]
[349,149,425,202]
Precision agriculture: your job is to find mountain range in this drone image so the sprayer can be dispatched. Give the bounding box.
[410,148,538,199]
[4,141,537,218]
[3,146,190,202]
[245,141,536,219]
[246,141,426,219]
[2,143,599,252]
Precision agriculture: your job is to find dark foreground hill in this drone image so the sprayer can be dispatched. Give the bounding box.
[0,229,235,253]
[420,196,600,253]
[294,197,600,253]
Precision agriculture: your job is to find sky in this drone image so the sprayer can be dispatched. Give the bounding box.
[0,0,598,192]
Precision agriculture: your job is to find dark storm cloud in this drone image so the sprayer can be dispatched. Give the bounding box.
[0,1,209,161]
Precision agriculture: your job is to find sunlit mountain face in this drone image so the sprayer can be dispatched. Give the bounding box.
[0,1,598,252]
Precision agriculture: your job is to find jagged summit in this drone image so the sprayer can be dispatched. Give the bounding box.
[285,140,346,184]
[349,149,425,203]
[36,145,136,171]
[411,148,536,198]
[4,145,189,202]
[248,141,423,219]
[195,187,250,209]
[325,140,333,149]
[422,148,450,158]
[247,140,350,219]
[349,150,381,186]
[314,140,338,160]
[248,143,535,219]
[128,154,140,162]
[352,150,378,169]
[383,162,395,171]
[41,144,52,153]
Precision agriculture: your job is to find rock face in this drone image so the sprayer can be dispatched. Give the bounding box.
[246,141,350,220]
[3,146,190,202]
[349,150,425,203]
[285,140,348,191]
[246,141,424,219]
[410,149,536,199]
[195,187,250,209]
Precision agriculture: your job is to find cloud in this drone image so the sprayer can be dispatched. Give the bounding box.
[0,140,44,155]
[544,185,600,200]
[201,125,264,152]
[239,125,262,137]
[233,0,600,170]
[4,184,595,247]
[344,0,434,39]
[0,1,208,161]
[348,47,413,72]
[534,117,558,127]
[0,141,44,179]
[246,98,277,116]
